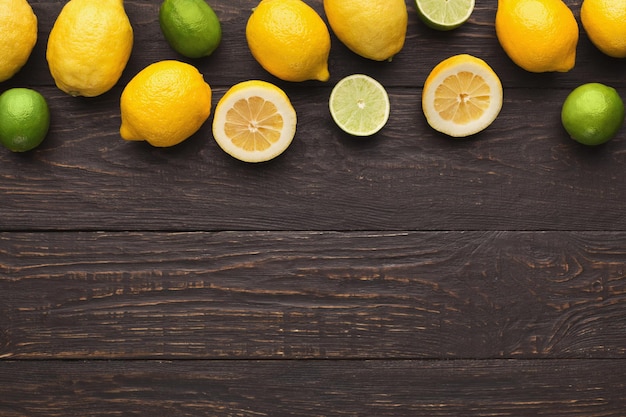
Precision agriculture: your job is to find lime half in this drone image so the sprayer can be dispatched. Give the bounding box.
[416,0,475,31]
[329,74,390,137]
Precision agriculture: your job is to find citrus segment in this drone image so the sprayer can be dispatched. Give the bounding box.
[416,0,475,31]
[212,80,297,162]
[422,54,502,137]
[329,74,390,136]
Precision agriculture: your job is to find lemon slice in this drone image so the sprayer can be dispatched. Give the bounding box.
[329,74,390,136]
[422,54,503,138]
[416,0,475,30]
[212,80,297,163]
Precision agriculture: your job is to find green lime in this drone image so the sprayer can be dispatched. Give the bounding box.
[0,88,50,152]
[416,0,475,31]
[561,83,625,146]
[329,74,390,137]
[159,0,222,59]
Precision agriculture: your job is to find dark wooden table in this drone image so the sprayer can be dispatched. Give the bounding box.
[2,0,626,415]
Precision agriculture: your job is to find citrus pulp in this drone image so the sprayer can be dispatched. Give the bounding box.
[422,54,503,138]
[329,74,390,136]
[416,0,475,31]
[212,80,297,162]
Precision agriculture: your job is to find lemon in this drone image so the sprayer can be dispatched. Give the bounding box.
[0,0,38,82]
[495,0,578,72]
[120,60,212,147]
[422,54,503,138]
[323,0,407,61]
[212,80,297,163]
[46,0,133,97]
[246,0,330,82]
[0,88,50,152]
[329,74,390,136]
[561,83,625,146]
[416,0,475,31]
[159,0,222,59]
[581,0,626,58]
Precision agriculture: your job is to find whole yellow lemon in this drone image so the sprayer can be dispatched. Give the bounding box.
[323,0,407,61]
[246,0,330,82]
[46,0,133,97]
[0,0,38,82]
[120,61,212,148]
[495,0,578,72]
[581,0,626,58]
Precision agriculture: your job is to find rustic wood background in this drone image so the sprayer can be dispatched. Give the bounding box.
[1,0,626,415]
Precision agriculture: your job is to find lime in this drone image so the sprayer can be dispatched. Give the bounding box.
[561,83,624,146]
[329,74,390,136]
[120,60,212,147]
[0,88,50,152]
[416,0,475,31]
[159,0,222,59]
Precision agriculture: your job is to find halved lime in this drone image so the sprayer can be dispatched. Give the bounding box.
[329,74,390,137]
[416,0,475,31]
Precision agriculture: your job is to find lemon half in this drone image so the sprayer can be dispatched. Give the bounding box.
[422,54,503,138]
[212,80,297,162]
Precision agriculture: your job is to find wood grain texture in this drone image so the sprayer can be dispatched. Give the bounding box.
[0,1,625,231]
[1,359,625,417]
[1,86,626,231]
[2,0,626,415]
[2,231,625,359]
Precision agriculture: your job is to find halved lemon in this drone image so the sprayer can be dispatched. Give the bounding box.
[212,80,297,163]
[422,54,503,138]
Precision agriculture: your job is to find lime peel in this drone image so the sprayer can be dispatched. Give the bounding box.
[0,88,50,152]
[561,82,625,146]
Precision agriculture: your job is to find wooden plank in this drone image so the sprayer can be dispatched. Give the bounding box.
[2,0,626,232]
[11,0,626,90]
[2,231,625,359]
[1,85,626,231]
[0,359,624,416]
